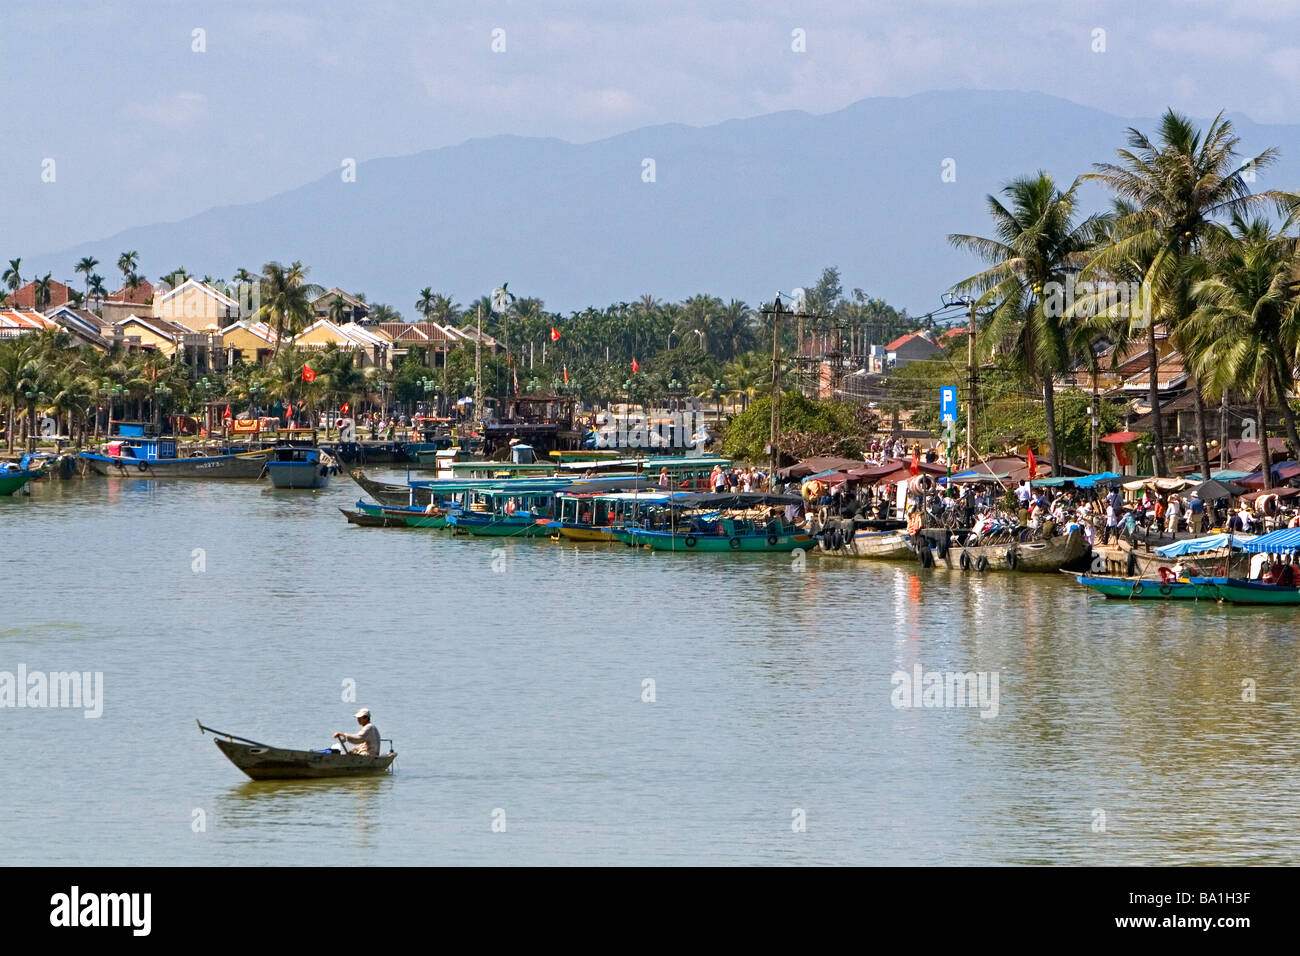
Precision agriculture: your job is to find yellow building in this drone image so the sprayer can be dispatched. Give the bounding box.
[294,319,390,368]
[220,321,279,366]
[154,278,240,332]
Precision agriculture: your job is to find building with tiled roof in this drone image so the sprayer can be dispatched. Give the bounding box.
[0,310,61,339]
[7,279,76,310]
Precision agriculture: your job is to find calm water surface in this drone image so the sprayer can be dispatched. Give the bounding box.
[2,474,1297,864]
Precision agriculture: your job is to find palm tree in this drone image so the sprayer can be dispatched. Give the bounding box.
[33,273,53,310]
[328,296,347,324]
[87,275,107,313]
[117,251,139,291]
[1084,109,1286,477]
[0,337,39,452]
[369,303,400,323]
[254,261,316,357]
[75,256,99,303]
[1180,216,1300,480]
[415,287,436,320]
[3,258,21,296]
[949,172,1104,473]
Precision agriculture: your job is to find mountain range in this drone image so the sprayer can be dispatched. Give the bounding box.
[26,89,1300,320]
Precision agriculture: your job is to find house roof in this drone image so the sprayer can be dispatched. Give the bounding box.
[375,321,453,344]
[114,313,190,341]
[311,288,369,310]
[155,277,239,309]
[107,280,154,304]
[220,319,278,344]
[0,310,60,331]
[883,332,939,352]
[7,279,76,310]
[295,319,389,349]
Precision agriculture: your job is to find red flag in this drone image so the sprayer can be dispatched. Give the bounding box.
[513,369,519,393]
[631,358,639,374]
[562,365,568,384]
[340,401,349,415]
[301,365,316,382]
[286,403,293,418]
[222,404,231,421]
[910,447,919,475]
[1027,446,1038,479]
[550,327,560,342]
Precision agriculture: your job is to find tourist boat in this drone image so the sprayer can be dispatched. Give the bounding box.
[1074,574,1213,600]
[444,482,568,537]
[543,485,671,541]
[266,445,336,489]
[1188,576,1300,606]
[340,508,410,528]
[79,425,269,478]
[354,500,451,528]
[198,722,396,780]
[943,528,1090,573]
[611,492,814,553]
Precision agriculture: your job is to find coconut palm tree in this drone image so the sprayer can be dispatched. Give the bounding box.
[1084,109,1287,477]
[328,295,347,324]
[1180,215,1300,480]
[949,172,1104,473]
[33,273,53,310]
[87,275,107,313]
[415,287,437,320]
[255,261,316,356]
[0,337,39,452]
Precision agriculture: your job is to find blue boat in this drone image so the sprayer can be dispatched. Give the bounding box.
[1075,574,1213,600]
[266,446,336,489]
[80,423,269,478]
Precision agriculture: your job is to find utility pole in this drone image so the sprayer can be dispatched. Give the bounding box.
[475,304,482,425]
[966,297,978,468]
[1219,392,1228,471]
[767,296,785,481]
[1090,368,1100,474]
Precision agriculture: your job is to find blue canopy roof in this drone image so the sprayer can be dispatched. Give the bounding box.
[1154,533,1257,558]
[1183,469,1252,481]
[1074,472,1123,489]
[1239,528,1300,553]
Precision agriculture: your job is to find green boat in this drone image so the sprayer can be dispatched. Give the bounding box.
[446,512,551,537]
[617,525,815,552]
[1191,576,1300,606]
[0,457,43,496]
[354,500,450,528]
[1075,574,1215,600]
[611,491,812,553]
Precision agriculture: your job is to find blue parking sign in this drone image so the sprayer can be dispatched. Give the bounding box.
[941,386,957,422]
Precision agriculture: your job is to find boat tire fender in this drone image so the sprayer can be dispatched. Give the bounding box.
[136,461,148,473]
[684,535,697,548]
[767,534,779,547]
[1005,548,1018,570]
[960,549,972,571]
[729,537,741,550]
[975,555,989,572]
[1132,581,1145,596]
[1159,583,1173,596]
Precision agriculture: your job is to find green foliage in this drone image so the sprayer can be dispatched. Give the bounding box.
[723,391,877,463]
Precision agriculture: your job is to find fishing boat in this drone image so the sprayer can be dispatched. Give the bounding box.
[544,483,670,541]
[0,456,43,496]
[612,492,814,552]
[266,445,336,489]
[1074,574,1213,600]
[444,481,570,537]
[197,721,396,780]
[347,468,429,507]
[943,528,1090,573]
[816,516,915,559]
[340,508,410,528]
[80,424,269,478]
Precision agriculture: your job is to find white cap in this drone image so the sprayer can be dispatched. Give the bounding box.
[354,708,370,719]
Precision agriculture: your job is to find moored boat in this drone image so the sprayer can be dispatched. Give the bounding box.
[945,529,1089,573]
[266,445,336,489]
[341,508,410,528]
[1075,574,1213,600]
[80,426,269,479]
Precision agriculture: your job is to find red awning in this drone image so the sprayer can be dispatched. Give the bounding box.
[1101,431,1142,444]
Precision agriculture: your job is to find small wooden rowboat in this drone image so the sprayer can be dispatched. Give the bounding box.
[198,721,396,779]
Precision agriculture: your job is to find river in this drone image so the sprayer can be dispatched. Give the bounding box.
[2,473,1296,864]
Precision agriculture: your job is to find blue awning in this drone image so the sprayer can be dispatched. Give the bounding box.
[1239,528,1300,553]
[1074,471,1123,489]
[1154,533,1257,558]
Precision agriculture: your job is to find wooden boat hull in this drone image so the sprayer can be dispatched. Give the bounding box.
[1076,575,1212,600]
[617,528,816,552]
[81,451,269,479]
[341,508,408,528]
[267,461,331,489]
[347,469,420,506]
[552,524,618,541]
[947,529,1089,573]
[1191,576,1300,605]
[822,529,915,559]
[0,471,38,495]
[355,501,449,528]
[214,737,396,780]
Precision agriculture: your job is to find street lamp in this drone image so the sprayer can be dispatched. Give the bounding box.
[248,383,267,414]
[153,384,173,431]
[692,328,705,349]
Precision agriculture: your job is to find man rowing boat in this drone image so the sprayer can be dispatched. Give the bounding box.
[334,708,380,756]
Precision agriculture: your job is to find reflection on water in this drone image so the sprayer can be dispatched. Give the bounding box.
[1,474,1297,864]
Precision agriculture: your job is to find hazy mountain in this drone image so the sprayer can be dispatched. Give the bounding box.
[28,90,1300,319]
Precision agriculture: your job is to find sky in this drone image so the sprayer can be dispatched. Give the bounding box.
[5,0,1300,268]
